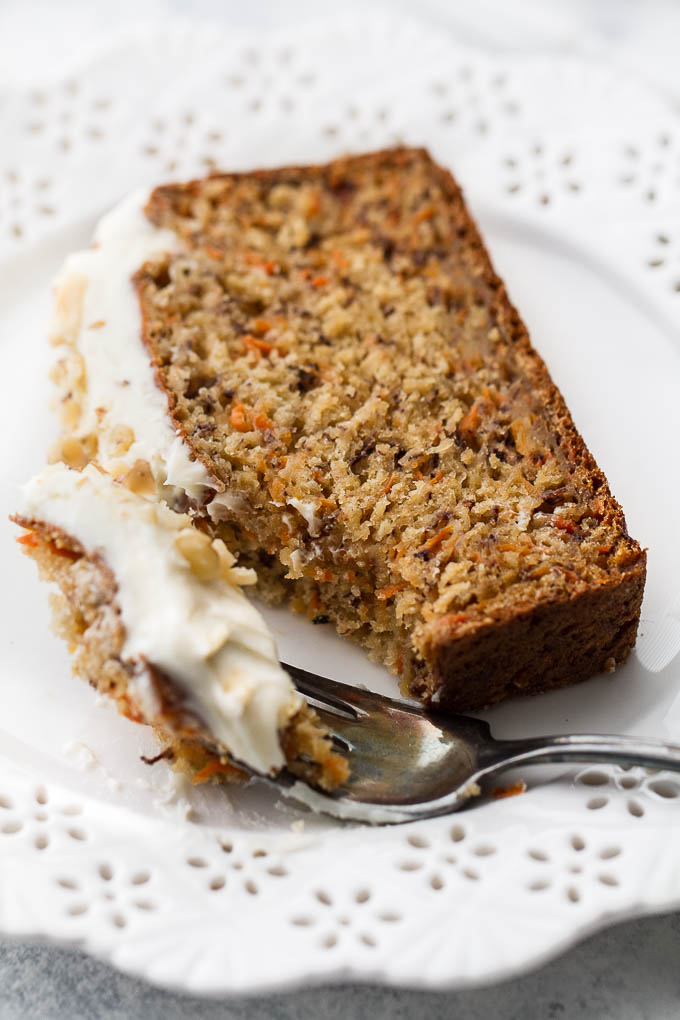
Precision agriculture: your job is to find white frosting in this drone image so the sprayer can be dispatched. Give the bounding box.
[19,464,301,775]
[52,190,216,503]
[207,488,249,522]
[287,497,322,537]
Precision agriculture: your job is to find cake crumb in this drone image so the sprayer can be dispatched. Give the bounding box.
[63,739,99,772]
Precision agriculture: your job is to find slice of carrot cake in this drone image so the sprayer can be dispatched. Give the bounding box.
[34,147,646,719]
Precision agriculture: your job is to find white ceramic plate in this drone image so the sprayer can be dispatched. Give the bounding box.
[0,15,679,995]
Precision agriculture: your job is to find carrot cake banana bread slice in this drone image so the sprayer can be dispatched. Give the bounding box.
[12,465,347,789]
[47,146,646,713]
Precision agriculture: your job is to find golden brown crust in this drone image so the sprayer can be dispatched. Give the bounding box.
[426,558,646,709]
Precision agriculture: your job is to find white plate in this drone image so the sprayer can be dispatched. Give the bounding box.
[0,15,679,996]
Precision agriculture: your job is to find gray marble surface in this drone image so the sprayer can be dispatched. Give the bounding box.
[2,1,680,1015]
[2,911,680,1019]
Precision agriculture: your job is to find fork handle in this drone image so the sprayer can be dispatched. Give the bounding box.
[483,733,680,775]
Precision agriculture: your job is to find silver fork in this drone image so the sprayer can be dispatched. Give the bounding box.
[260,664,680,824]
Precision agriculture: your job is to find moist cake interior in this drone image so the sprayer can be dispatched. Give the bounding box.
[133,148,643,704]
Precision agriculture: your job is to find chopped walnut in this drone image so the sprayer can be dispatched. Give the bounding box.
[60,396,82,430]
[49,272,88,346]
[224,565,257,586]
[121,459,155,496]
[48,436,88,469]
[174,528,221,581]
[110,424,135,456]
[212,537,236,574]
[48,432,98,469]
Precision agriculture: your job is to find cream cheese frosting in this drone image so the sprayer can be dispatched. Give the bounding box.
[19,464,301,775]
[50,190,217,504]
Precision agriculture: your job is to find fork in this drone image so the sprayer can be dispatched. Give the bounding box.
[261,664,680,823]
